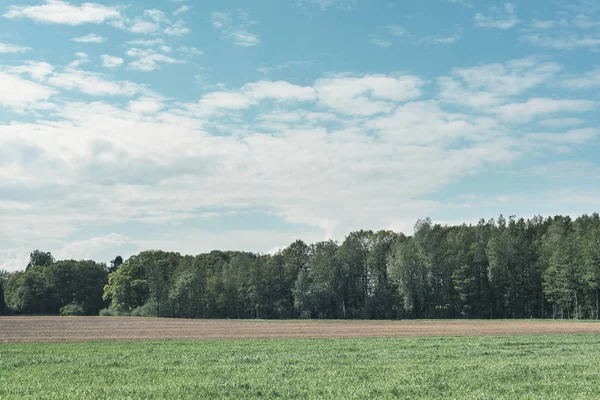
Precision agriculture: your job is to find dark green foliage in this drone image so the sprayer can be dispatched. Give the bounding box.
[108,256,123,274]
[4,260,108,315]
[59,302,85,316]
[0,282,5,315]
[7,213,600,320]
[26,250,54,270]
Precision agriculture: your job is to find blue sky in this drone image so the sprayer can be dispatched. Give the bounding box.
[1,0,599,271]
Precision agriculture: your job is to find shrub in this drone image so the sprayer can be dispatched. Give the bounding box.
[60,303,85,316]
[131,300,158,317]
[99,307,131,316]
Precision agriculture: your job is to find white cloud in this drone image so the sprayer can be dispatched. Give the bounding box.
[177,46,203,55]
[0,248,30,273]
[525,34,600,50]
[314,74,423,115]
[0,42,30,53]
[523,12,600,51]
[370,37,392,47]
[127,38,165,47]
[211,12,231,29]
[164,19,190,36]
[231,31,260,47]
[447,0,473,8]
[492,98,597,122]
[0,71,56,110]
[7,61,55,80]
[386,25,407,37]
[125,9,174,34]
[101,55,124,69]
[422,33,462,44]
[128,97,163,114]
[243,81,316,102]
[527,128,599,146]
[438,58,562,108]
[4,0,121,25]
[129,19,159,34]
[297,0,357,10]
[1,58,598,258]
[71,33,106,43]
[54,233,134,263]
[474,3,520,29]
[45,69,142,96]
[8,61,146,97]
[68,52,90,68]
[211,11,260,47]
[173,5,190,16]
[144,9,167,23]
[539,118,586,128]
[559,68,600,89]
[126,48,183,71]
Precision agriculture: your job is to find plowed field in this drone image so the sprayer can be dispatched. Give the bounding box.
[2,317,600,343]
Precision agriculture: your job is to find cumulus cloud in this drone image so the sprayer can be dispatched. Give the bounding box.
[164,19,190,36]
[101,55,124,69]
[0,71,56,111]
[3,0,121,25]
[314,74,423,115]
[1,54,599,263]
[126,48,183,71]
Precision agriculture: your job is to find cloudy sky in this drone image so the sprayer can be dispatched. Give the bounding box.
[1,0,599,271]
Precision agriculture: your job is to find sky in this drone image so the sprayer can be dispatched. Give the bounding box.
[1,0,599,271]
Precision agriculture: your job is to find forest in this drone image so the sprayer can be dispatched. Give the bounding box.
[1,214,600,320]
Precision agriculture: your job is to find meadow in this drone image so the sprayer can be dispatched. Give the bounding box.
[2,333,600,399]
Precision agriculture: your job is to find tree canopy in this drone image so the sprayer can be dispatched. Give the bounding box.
[3,214,600,320]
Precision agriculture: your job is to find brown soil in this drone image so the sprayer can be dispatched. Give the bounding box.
[1,317,600,343]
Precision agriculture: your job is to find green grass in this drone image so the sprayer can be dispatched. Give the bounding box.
[2,335,600,399]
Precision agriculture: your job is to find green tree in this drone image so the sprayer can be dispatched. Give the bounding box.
[0,281,6,315]
[26,250,54,270]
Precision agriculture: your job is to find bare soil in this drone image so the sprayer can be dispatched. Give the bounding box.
[1,317,600,343]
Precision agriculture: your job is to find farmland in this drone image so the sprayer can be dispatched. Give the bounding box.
[2,317,600,343]
[2,318,600,399]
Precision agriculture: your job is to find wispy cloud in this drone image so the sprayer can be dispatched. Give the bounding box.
[438,57,562,108]
[258,60,312,74]
[386,25,407,37]
[474,3,520,29]
[558,68,600,89]
[211,11,260,47]
[447,0,473,8]
[71,33,106,43]
[0,42,30,53]
[173,5,190,16]
[296,0,357,11]
[370,37,392,47]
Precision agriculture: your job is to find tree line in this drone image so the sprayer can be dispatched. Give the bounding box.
[1,214,599,319]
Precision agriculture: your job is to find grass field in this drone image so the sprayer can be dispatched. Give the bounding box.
[2,334,600,399]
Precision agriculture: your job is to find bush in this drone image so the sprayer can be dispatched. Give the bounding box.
[60,303,85,316]
[131,300,158,317]
[99,307,131,316]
